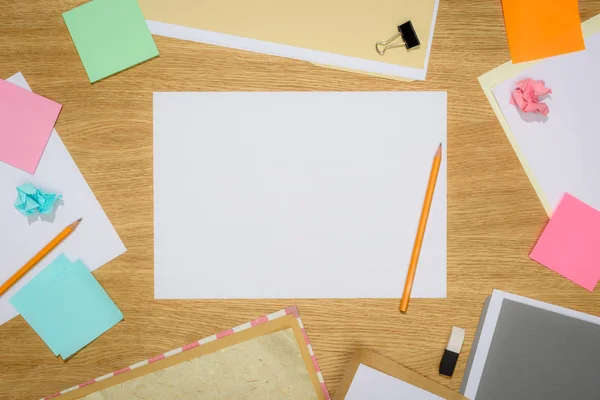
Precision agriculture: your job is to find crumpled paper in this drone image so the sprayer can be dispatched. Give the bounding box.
[510,78,552,116]
[14,183,62,216]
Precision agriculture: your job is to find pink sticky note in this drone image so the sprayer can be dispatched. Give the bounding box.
[530,194,600,291]
[0,79,62,174]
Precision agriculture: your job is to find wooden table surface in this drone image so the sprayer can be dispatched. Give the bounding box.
[2,1,600,398]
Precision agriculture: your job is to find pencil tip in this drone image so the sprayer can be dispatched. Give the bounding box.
[436,143,442,156]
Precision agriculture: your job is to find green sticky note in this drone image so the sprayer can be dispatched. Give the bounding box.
[10,254,123,359]
[63,0,159,83]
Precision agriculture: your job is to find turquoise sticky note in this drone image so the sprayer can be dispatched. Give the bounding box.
[63,0,159,83]
[10,254,123,359]
[10,254,73,356]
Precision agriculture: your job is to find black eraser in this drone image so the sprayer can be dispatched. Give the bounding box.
[398,20,420,50]
[439,349,459,377]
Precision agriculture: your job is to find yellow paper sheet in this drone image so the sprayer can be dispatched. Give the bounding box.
[139,0,437,81]
[478,14,600,215]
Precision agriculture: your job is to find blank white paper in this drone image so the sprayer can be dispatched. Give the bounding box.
[492,32,600,212]
[0,73,126,326]
[154,92,446,299]
[346,364,444,400]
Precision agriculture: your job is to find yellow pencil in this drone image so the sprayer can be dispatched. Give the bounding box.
[400,144,442,313]
[0,218,82,296]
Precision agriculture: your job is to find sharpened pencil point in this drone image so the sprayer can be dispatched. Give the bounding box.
[436,143,442,156]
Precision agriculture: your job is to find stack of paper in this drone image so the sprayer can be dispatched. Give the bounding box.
[0,72,126,326]
[479,17,600,290]
[490,31,600,214]
[479,15,600,215]
[10,254,123,359]
[140,0,439,80]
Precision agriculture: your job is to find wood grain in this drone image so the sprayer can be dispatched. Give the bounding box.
[2,1,600,398]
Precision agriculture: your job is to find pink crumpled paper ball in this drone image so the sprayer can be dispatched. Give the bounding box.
[510,78,552,117]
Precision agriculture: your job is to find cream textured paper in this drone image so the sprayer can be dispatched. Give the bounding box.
[83,329,316,399]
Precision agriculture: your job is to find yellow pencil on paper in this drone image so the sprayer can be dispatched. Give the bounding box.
[400,144,442,313]
[0,218,82,296]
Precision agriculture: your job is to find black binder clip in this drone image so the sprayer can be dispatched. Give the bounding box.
[376,20,420,55]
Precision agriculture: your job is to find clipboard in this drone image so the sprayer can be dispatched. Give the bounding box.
[139,0,439,81]
[43,306,329,399]
[334,349,466,400]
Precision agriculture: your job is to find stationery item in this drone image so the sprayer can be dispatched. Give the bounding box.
[154,92,447,299]
[140,0,439,81]
[491,30,600,213]
[0,72,126,327]
[478,13,600,215]
[530,194,600,291]
[335,349,466,400]
[14,183,62,217]
[10,254,123,359]
[501,0,585,63]
[0,219,80,297]
[376,21,420,55]
[439,326,465,377]
[400,144,442,312]
[461,290,600,399]
[43,306,329,399]
[63,0,159,83]
[0,78,62,174]
[510,78,552,116]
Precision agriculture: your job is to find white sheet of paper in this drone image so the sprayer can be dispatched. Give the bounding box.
[492,32,600,212]
[346,364,444,400]
[154,92,446,299]
[0,73,126,326]
[146,1,439,82]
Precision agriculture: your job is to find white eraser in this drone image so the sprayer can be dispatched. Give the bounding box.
[447,326,465,353]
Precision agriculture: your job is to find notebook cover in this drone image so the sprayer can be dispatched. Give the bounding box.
[461,294,600,399]
[459,296,490,394]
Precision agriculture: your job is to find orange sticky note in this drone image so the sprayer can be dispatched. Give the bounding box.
[501,0,585,63]
[530,194,600,291]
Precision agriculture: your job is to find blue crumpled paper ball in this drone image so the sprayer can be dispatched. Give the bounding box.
[14,183,62,216]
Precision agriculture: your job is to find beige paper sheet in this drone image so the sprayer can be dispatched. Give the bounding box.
[478,14,600,216]
[139,0,434,70]
[83,329,315,400]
